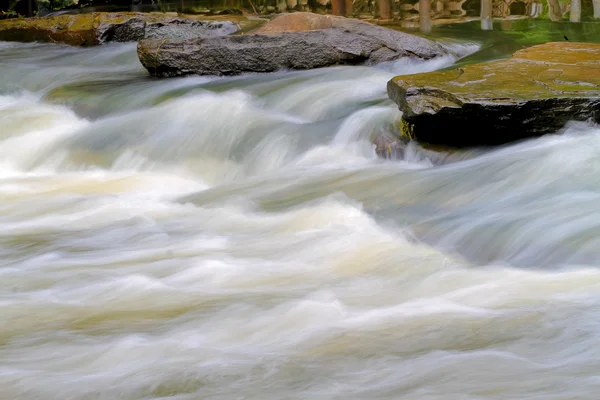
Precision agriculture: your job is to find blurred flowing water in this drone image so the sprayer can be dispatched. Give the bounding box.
[2,25,600,399]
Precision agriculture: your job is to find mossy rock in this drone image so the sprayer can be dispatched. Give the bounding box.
[387,42,600,148]
[0,12,244,46]
[0,13,133,45]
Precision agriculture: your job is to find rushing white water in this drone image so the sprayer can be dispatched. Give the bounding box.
[3,39,600,400]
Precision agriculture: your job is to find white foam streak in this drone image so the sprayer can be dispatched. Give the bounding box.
[0,93,87,171]
[376,41,481,75]
[265,72,392,120]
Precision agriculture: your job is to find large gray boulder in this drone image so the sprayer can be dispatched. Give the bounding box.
[137,12,447,77]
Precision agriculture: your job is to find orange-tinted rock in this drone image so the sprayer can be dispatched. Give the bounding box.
[254,12,334,33]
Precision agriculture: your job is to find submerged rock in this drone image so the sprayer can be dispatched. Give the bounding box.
[0,12,238,46]
[137,12,447,77]
[387,42,600,148]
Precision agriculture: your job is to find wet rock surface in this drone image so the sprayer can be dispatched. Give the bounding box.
[137,12,447,77]
[387,42,600,148]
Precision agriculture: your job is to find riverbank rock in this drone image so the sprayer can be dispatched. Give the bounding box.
[0,12,239,46]
[387,42,600,148]
[137,12,447,77]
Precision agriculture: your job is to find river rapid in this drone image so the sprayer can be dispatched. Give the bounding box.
[2,36,600,400]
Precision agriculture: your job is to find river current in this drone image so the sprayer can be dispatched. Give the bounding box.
[2,35,600,399]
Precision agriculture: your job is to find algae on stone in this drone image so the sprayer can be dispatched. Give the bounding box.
[387,42,600,147]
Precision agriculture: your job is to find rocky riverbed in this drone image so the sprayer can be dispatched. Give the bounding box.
[2,11,598,150]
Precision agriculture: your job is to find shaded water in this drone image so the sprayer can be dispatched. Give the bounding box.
[2,24,600,399]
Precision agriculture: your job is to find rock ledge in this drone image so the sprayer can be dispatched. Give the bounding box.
[0,12,238,46]
[387,42,600,148]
